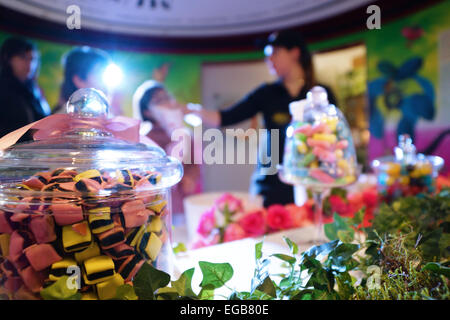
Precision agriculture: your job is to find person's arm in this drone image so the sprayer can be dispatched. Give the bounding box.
[185,85,264,128]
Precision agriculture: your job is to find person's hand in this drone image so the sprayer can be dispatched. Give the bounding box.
[152,63,171,82]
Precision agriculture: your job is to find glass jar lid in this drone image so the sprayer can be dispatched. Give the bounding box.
[371,134,444,172]
[0,88,183,210]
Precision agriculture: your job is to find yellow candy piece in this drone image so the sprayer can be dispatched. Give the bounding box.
[62,221,92,253]
[344,175,356,184]
[310,161,319,169]
[419,164,432,176]
[74,242,101,263]
[409,169,422,179]
[312,133,337,144]
[335,149,344,159]
[148,216,163,233]
[338,159,348,171]
[130,224,147,247]
[83,255,115,285]
[399,176,410,186]
[386,176,396,186]
[49,258,78,281]
[296,141,307,154]
[96,273,124,300]
[147,200,167,215]
[386,163,401,178]
[145,232,163,261]
[74,169,103,183]
[325,117,338,132]
[0,233,10,257]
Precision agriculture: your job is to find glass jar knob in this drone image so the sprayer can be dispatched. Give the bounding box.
[66,88,110,118]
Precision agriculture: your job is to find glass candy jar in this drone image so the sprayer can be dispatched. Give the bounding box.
[279,86,358,243]
[371,134,443,202]
[0,88,183,300]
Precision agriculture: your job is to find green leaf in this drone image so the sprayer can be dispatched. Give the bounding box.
[198,284,215,300]
[199,261,234,289]
[422,262,450,278]
[255,276,277,298]
[271,253,296,265]
[283,237,299,255]
[171,268,197,298]
[303,239,340,259]
[350,209,365,226]
[155,287,181,300]
[324,213,354,242]
[337,230,354,243]
[114,284,138,300]
[40,276,81,300]
[133,262,171,300]
[335,272,355,299]
[255,241,263,261]
[330,187,348,198]
[327,243,360,271]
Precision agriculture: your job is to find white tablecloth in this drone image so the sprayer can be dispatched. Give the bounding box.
[173,225,327,299]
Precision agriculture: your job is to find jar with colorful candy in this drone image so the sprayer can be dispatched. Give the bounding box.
[278,86,358,243]
[0,88,183,300]
[280,86,358,188]
[371,134,443,203]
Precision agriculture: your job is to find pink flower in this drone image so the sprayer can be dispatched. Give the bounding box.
[238,210,266,236]
[190,238,208,250]
[266,204,294,230]
[362,187,378,207]
[328,195,349,216]
[215,193,243,214]
[223,223,247,242]
[196,207,215,237]
[285,204,312,228]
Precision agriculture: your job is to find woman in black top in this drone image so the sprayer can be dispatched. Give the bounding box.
[187,30,336,206]
[0,37,50,138]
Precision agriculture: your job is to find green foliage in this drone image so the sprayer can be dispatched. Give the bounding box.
[114,189,449,301]
[371,189,450,261]
[40,276,81,300]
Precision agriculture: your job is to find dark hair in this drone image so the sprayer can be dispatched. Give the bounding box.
[60,46,110,101]
[132,80,165,122]
[266,30,315,88]
[0,36,37,78]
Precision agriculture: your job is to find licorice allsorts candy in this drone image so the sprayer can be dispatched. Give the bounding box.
[50,199,83,226]
[97,225,125,250]
[74,242,101,263]
[23,244,62,271]
[82,255,115,285]
[74,169,103,185]
[62,221,92,253]
[88,207,114,234]
[96,273,124,300]
[49,258,78,281]
[115,253,145,282]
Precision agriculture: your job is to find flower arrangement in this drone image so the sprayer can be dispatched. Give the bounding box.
[191,186,379,249]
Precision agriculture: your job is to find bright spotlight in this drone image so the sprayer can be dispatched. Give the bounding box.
[102,63,123,88]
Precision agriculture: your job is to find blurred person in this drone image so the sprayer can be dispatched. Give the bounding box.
[185,30,336,207]
[133,80,203,218]
[0,36,50,138]
[53,46,110,113]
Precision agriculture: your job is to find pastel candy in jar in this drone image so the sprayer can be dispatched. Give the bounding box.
[281,86,357,187]
[372,134,444,202]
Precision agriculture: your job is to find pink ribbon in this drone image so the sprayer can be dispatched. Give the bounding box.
[0,114,158,151]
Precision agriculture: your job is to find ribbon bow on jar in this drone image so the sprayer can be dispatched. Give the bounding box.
[0,88,158,151]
